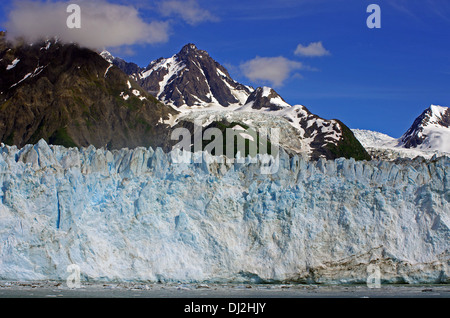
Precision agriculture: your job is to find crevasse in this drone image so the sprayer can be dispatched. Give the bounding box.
[0,139,448,283]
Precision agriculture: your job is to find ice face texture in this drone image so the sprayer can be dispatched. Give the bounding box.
[0,139,448,283]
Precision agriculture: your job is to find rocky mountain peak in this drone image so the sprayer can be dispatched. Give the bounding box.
[179,43,201,55]
[399,105,450,152]
[178,43,209,57]
[124,43,253,108]
[99,50,114,63]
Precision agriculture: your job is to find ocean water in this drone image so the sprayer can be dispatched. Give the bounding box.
[0,281,448,298]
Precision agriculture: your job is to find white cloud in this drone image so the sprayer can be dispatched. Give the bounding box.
[240,56,303,87]
[294,41,330,57]
[158,0,217,25]
[5,0,170,49]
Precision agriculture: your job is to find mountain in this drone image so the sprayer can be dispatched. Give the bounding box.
[399,105,450,153]
[121,43,254,108]
[1,35,367,161]
[352,105,450,160]
[0,34,177,150]
[106,44,370,161]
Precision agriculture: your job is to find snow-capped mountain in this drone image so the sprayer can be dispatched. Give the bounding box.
[103,44,370,161]
[0,34,367,161]
[399,105,450,153]
[352,105,450,160]
[126,43,254,108]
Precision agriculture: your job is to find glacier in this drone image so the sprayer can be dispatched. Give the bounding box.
[0,139,449,284]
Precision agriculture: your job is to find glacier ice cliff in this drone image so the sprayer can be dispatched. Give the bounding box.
[0,139,449,284]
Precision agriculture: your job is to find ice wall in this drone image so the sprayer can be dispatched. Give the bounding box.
[0,139,448,284]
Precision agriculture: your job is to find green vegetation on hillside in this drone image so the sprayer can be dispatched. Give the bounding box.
[326,120,371,161]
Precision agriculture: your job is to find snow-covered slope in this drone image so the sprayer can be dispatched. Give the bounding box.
[351,129,397,149]
[0,140,448,283]
[170,104,361,161]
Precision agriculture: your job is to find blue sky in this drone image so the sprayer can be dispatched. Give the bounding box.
[1,0,450,137]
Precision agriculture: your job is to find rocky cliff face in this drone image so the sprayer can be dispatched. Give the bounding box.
[0,35,177,150]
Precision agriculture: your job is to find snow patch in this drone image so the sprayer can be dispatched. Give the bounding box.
[6,58,20,70]
[217,68,227,77]
[261,86,272,98]
[9,73,32,88]
[120,92,130,100]
[104,64,113,78]
[100,50,114,64]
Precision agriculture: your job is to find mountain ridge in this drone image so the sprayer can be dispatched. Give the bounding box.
[104,43,371,161]
[1,37,370,161]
